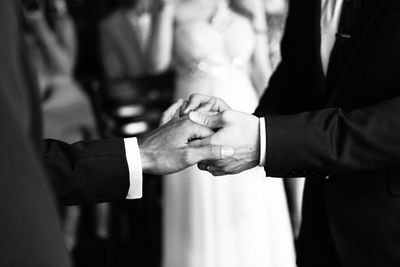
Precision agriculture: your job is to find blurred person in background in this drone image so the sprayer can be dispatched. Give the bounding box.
[264,0,288,69]
[99,0,174,137]
[99,1,169,266]
[100,0,153,102]
[23,0,106,253]
[147,0,296,267]
[23,0,96,142]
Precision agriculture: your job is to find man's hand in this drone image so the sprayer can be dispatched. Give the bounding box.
[181,94,232,115]
[160,94,232,125]
[160,98,184,126]
[189,110,260,176]
[138,116,234,175]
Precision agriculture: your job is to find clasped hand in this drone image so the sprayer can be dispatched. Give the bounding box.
[161,94,261,176]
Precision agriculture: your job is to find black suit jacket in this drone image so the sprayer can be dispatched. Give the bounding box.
[255,0,400,266]
[0,1,130,266]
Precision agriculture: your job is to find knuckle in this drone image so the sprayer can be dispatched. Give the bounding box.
[189,94,201,103]
[208,146,215,157]
[213,160,221,167]
[220,164,230,173]
[209,131,219,141]
[182,149,192,163]
[221,111,231,121]
[212,146,222,158]
[209,135,216,145]
[214,160,224,167]
[183,117,192,126]
[193,114,205,126]
[222,167,230,173]
[203,115,210,125]
[208,97,216,103]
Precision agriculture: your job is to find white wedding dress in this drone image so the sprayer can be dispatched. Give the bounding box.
[163,6,296,267]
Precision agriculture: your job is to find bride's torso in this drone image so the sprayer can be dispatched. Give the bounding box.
[172,2,259,111]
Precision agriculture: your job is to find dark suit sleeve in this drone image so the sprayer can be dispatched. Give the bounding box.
[254,63,295,116]
[42,138,130,205]
[265,96,400,177]
[0,76,70,266]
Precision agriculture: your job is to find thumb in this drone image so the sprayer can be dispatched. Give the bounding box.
[188,146,234,164]
[189,111,224,129]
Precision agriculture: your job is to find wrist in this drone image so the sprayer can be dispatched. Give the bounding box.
[238,114,260,166]
[252,116,261,164]
[137,138,154,174]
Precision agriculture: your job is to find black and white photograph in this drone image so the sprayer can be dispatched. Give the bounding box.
[0,0,399,266]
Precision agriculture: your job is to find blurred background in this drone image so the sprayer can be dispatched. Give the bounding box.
[20,0,302,266]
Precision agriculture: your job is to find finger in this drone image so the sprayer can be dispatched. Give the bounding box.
[186,119,217,146]
[197,160,212,171]
[189,111,225,129]
[179,100,189,116]
[197,164,225,175]
[189,145,234,164]
[189,121,215,141]
[197,164,226,175]
[210,158,231,168]
[207,165,219,172]
[195,98,217,113]
[162,99,182,117]
[197,162,208,171]
[183,94,212,114]
[189,138,211,147]
[197,162,219,172]
[160,99,184,125]
[210,171,227,176]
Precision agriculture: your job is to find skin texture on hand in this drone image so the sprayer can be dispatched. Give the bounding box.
[181,94,232,115]
[160,98,184,126]
[138,116,234,175]
[159,94,260,176]
[160,94,232,126]
[189,110,260,176]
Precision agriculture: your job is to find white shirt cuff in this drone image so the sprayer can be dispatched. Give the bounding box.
[259,117,267,167]
[124,137,143,199]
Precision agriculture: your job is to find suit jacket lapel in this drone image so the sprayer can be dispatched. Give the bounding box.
[327,0,389,101]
